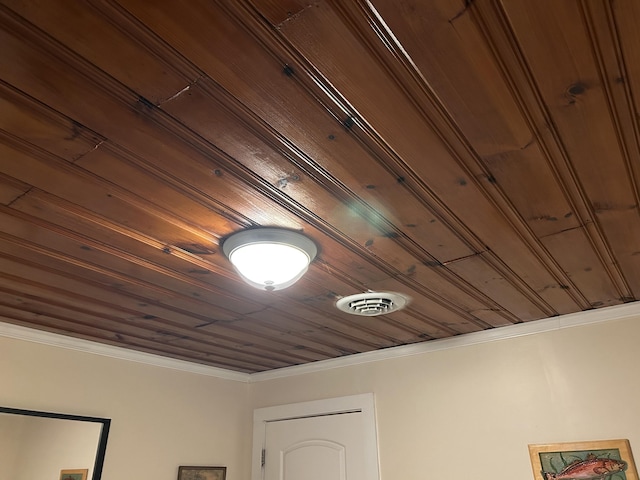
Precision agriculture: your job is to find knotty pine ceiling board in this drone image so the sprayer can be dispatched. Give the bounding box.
[251,1,587,313]
[474,0,640,302]
[0,0,638,372]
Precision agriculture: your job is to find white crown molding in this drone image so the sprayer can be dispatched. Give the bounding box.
[0,320,250,383]
[249,301,640,382]
[2,302,639,384]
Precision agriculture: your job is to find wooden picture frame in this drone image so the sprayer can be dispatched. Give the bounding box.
[529,439,638,480]
[177,466,226,480]
[59,469,88,480]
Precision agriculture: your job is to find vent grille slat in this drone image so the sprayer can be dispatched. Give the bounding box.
[349,297,393,314]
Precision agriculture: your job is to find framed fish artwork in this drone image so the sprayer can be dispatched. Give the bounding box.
[529,439,638,480]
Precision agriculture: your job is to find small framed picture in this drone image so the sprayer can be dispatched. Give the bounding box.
[529,439,638,480]
[60,469,88,480]
[177,466,227,480]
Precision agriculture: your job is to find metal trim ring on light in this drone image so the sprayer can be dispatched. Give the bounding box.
[222,227,317,291]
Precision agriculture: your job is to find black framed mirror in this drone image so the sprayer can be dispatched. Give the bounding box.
[0,406,110,480]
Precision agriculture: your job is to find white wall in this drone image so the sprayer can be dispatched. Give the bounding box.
[2,313,639,480]
[1,336,252,480]
[249,316,640,480]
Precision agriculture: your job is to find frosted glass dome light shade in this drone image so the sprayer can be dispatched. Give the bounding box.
[222,228,317,291]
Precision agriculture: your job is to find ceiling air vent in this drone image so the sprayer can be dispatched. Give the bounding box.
[336,292,409,317]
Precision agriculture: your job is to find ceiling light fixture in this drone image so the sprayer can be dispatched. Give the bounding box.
[222,227,317,291]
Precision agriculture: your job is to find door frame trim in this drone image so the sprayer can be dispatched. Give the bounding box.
[251,393,380,480]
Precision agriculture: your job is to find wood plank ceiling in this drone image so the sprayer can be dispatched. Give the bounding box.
[1,0,639,373]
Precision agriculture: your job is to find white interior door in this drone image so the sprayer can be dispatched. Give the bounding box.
[265,411,364,480]
[252,394,380,480]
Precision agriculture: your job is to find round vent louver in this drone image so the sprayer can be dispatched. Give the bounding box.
[336,292,409,316]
